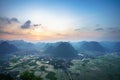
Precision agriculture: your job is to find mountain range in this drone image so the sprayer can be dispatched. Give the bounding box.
[0,41,18,54]
[0,40,120,57]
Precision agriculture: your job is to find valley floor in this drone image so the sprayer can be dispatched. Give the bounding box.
[0,52,120,80]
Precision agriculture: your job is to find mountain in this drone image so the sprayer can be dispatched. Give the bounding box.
[8,40,36,50]
[113,42,120,52]
[44,45,55,54]
[99,41,115,52]
[44,42,77,58]
[100,41,120,52]
[0,41,18,54]
[70,41,88,51]
[73,41,107,57]
[0,40,119,56]
[79,41,106,52]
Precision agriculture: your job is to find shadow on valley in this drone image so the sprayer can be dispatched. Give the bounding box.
[0,40,120,80]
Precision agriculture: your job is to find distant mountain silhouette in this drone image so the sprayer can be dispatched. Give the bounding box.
[113,42,120,52]
[99,42,115,52]
[44,45,55,54]
[0,41,18,54]
[100,41,120,52]
[8,40,36,50]
[79,41,106,52]
[0,40,120,56]
[44,42,77,58]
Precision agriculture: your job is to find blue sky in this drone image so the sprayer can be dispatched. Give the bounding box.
[0,0,120,41]
[1,0,119,22]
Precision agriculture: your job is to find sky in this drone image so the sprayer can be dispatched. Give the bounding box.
[0,0,120,42]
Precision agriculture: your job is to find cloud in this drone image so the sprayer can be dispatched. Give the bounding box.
[56,33,68,37]
[95,24,101,27]
[21,20,31,29]
[108,27,120,31]
[0,17,24,36]
[74,28,81,31]
[108,27,120,36]
[0,30,12,35]
[0,17,19,27]
[10,18,19,23]
[102,27,120,41]
[0,17,10,27]
[0,30,23,35]
[33,24,41,27]
[95,28,104,31]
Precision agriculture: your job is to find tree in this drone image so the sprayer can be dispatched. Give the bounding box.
[0,73,14,80]
[46,71,57,80]
[20,71,43,80]
[40,66,46,71]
